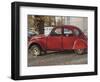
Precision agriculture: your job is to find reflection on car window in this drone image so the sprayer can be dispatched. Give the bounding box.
[64,28,72,36]
[51,28,62,35]
[55,28,62,34]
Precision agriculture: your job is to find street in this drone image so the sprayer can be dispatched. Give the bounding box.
[28,51,87,67]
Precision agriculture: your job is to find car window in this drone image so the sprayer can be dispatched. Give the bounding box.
[73,29,80,36]
[64,28,73,36]
[55,28,62,34]
[50,27,62,36]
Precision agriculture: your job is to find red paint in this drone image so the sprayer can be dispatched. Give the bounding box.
[29,25,87,51]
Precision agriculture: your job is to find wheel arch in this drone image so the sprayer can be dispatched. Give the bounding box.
[29,42,43,50]
[73,39,87,49]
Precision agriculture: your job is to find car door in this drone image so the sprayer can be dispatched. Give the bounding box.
[47,27,63,50]
[62,27,78,49]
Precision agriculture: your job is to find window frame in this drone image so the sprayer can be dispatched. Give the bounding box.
[50,27,63,36]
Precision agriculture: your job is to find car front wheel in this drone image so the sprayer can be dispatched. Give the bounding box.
[29,45,41,57]
[74,49,84,55]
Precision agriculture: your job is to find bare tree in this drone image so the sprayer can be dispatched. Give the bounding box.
[34,16,44,34]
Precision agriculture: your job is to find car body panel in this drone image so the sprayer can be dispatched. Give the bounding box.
[46,35,63,50]
[28,25,87,51]
[28,35,47,50]
[73,39,87,49]
[63,36,76,49]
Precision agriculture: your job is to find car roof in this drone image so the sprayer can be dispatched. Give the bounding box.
[55,25,80,30]
[63,25,79,30]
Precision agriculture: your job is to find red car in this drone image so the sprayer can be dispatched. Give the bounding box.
[28,25,87,56]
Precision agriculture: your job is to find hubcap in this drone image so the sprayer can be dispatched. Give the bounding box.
[33,47,40,56]
[30,45,40,57]
[76,49,84,55]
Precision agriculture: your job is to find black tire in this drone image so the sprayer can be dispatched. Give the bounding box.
[29,45,41,57]
[74,49,84,55]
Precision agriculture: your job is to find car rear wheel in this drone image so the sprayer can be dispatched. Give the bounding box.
[74,49,84,55]
[29,45,41,57]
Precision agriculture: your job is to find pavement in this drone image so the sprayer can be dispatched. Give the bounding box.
[28,51,87,67]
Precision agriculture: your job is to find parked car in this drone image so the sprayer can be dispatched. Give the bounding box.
[28,25,87,56]
[28,31,38,41]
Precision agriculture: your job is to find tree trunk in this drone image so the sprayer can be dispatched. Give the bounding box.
[34,16,44,34]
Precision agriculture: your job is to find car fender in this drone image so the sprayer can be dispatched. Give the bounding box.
[28,39,46,51]
[73,39,87,49]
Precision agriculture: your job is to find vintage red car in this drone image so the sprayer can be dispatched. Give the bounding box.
[28,25,87,56]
